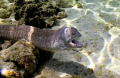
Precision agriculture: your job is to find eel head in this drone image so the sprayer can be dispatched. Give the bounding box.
[61,27,83,49]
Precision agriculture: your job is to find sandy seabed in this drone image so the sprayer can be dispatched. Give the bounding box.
[51,0,120,78]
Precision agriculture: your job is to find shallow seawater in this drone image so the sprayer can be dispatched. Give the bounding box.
[1,0,120,78]
[53,0,120,78]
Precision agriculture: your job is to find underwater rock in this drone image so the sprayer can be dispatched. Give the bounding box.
[0,8,12,19]
[0,39,39,78]
[0,0,15,25]
[0,0,14,19]
[0,8,8,19]
[49,0,83,8]
[53,0,76,8]
[8,0,14,3]
[14,0,67,28]
[0,40,12,50]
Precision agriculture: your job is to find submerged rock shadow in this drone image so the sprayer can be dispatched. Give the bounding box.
[45,59,96,78]
[29,49,96,78]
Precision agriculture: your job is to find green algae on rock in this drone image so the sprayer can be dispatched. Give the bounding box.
[0,39,39,78]
[14,0,67,28]
[0,8,9,18]
[0,0,14,19]
[0,0,16,25]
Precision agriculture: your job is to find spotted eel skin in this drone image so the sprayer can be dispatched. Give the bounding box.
[0,25,82,50]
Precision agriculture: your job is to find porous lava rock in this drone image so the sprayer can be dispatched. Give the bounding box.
[14,0,67,28]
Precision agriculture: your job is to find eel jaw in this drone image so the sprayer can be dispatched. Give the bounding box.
[68,38,83,48]
[63,27,83,48]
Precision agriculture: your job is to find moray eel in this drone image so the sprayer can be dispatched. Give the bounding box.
[0,25,82,50]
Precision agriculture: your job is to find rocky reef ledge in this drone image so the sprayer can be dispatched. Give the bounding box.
[0,39,39,78]
[0,39,54,78]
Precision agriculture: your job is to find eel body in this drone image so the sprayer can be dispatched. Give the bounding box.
[0,25,82,50]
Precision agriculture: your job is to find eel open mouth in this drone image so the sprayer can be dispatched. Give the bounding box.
[62,26,83,49]
[68,38,83,48]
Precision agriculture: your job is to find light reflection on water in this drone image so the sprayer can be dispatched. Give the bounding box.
[54,0,120,77]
